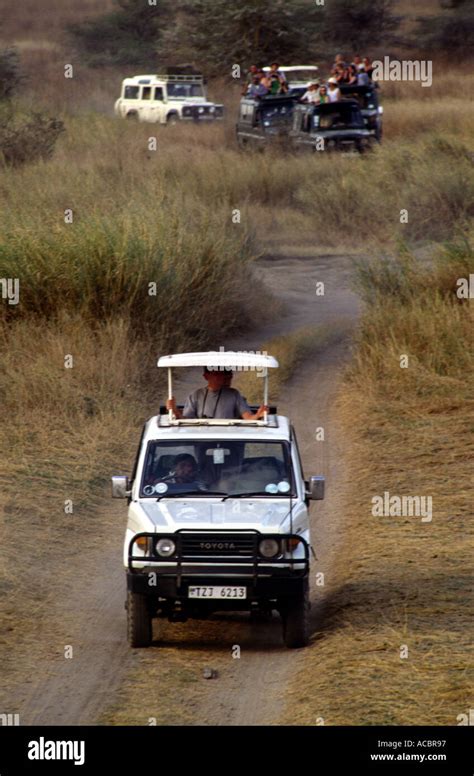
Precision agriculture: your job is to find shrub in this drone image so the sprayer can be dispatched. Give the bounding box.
[0,110,65,167]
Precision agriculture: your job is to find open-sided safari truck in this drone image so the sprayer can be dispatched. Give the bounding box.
[112,352,325,649]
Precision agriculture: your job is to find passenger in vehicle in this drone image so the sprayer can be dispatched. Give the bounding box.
[327,78,341,103]
[166,367,268,420]
[334,53,347,69]
[170,454,200,484]
[318,85,329,104]
[357,65,370,87]
[269,62,286,82]
[346,64,359,85]
[300,82,320,103]
[334,64,347,84]
[247,74,268,97]
[363,57,374,80]
[242,64,259,95]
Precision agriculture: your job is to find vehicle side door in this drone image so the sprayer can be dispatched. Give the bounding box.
[139,85,153,121]
[151,86,165,123]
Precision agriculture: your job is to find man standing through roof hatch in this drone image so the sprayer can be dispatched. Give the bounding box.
[166,367,268,420]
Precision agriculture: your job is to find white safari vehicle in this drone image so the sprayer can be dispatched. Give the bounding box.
[114,70,224,124]
[112,352,325,649]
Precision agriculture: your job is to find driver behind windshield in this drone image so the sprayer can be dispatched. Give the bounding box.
[168,453,200,484]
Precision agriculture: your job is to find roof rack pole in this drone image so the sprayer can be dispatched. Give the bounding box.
[168,367,174,421]
[263,367,269,424]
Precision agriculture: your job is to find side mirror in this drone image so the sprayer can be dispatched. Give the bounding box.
[307,475,325,500]
[111,475,130,499]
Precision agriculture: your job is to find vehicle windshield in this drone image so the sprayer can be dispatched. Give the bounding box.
[314,104,364,129]
[167,83,205,99]
[259,103,294,125]
[140,440,295,498]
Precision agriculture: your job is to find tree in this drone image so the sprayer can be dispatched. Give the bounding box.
[319,0,401,54]
[0,48,22,100]
[160,0,323,74]
[414,0,474,54]
[69,0,169,68]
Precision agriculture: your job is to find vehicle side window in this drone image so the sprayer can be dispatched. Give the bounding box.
[154,87,164,101]
[240,102,253,122]
[124,86,139,99]
[141,86,152,100]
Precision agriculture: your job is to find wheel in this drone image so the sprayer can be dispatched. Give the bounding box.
[281,589,310,648]
[127,591,152,647]
[126,112,138,121]
[166,113,179,126]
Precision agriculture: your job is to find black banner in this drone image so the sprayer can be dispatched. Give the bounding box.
[0,726,471,773]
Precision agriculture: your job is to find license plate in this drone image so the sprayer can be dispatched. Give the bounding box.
[188,586,247,599]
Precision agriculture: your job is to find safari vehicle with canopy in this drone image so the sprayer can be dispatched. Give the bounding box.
[112,352,325,649]
[339,83,383,142]
[236,94,296,150]
[289,100,374,154]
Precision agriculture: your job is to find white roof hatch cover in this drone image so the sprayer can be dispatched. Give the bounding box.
[157,351,279,368]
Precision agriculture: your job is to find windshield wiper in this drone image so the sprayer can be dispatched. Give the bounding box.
[157,490,227,499]
[222,491,276,500]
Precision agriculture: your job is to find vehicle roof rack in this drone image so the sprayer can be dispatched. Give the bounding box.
[157,415,279,428]
[158,404,278,415]
[155,73,204,83]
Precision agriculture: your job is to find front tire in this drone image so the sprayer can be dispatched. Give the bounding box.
[281,589,310,648]
[127,591,152,647]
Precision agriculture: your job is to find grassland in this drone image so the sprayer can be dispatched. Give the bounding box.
[0,0,473,727]
[282,237,474,725]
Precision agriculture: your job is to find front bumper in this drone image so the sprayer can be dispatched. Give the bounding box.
[127,529,309,601]
[181,108,224,121]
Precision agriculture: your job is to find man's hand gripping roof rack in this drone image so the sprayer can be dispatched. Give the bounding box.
[157,351,279,426]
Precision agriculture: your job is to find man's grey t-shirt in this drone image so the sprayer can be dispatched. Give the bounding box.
[183,387,251,419]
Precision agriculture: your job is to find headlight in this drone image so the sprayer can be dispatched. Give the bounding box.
[258,538,280,558]
[155,538,176,557]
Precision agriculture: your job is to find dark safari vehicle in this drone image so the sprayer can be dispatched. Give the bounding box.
[236,94,296,150]
[339,84,383,141]
[289,100,374,154]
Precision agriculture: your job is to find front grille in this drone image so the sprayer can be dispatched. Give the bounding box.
[180,534,256,558]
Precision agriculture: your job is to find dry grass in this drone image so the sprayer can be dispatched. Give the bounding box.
[281,239,473,725]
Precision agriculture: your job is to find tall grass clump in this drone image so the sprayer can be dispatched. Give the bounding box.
[0,196,263,346]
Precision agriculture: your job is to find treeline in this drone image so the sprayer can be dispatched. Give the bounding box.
[67,0,474,72]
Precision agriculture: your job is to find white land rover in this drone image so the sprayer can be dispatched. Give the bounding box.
[112,352,325,649]
[114,72,224,124]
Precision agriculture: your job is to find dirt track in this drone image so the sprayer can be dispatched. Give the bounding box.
[3,248,361,725]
